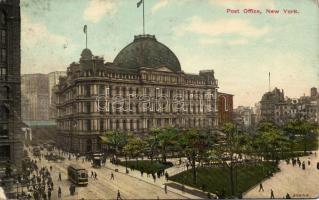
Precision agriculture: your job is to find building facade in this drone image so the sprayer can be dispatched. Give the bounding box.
[0,0,23,170]
[56,35,219,154]
[260,87,318,126]
[260,88,285,123]
[217,92,233,126]
[233,106,255,131]
[21,74,49,121]
[48,71,66,119]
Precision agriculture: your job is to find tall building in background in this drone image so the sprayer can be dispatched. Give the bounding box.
[260,88,285,123]
[48,71,66,119]
[0,0,23,170]
[21,74,49,121]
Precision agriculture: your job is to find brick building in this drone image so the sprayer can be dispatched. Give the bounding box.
[217,92,233,126]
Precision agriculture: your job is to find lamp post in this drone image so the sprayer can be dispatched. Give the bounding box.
[16,180,19,197]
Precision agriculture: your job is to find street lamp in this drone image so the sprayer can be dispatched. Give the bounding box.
[16,180,19,197]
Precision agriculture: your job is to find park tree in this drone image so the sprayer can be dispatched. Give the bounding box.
[284,120,318,153]
[123,138,147,167]
[179,128,213,184]
[256,122,291,161]
[219,122,245,196]
[157,127,180,163]
[146,128,161,163]
[103,130,130,156]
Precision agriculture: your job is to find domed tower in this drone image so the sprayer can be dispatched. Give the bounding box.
[113,34,181,72]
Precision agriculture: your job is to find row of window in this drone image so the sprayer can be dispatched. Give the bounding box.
[59,117,212,132]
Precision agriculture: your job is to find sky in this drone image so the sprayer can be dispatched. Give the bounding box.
[21,0,319,107]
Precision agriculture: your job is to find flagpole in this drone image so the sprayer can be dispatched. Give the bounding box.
[143,0,145,35]
[268,72,270,92]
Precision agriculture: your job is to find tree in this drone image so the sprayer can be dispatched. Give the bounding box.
[284,120,318,153]
[146,128,161,163]
[256,122,291,161]
[179,128,213,184]
[157,127,180,163]
[123,138,147,166]
[220,123,242,196]
[103,131,130,156]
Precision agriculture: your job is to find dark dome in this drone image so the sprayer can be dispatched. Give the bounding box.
[81,48,93,60]
[113,35,181,72]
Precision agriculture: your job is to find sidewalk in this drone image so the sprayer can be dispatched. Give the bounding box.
[104,159,208,199]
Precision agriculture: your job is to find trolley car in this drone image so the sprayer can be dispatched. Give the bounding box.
[67,164,88,186]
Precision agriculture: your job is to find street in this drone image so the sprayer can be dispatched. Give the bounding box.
[28,149,188,200]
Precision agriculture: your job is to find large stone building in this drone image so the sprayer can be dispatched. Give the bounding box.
[56,34,219,154]
[21,74,49,121]
[0,0,23,170]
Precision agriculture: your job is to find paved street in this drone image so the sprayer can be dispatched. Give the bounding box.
[28,149,195,200]
[244,151,319,199]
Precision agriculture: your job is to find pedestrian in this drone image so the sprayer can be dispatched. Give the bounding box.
[94,172,98,180]
[140,170,143,177]
[270,189,275,199]
[47,188,51,200]
[286,193,291,199]
[58,172,61,181]
[157,171,160,179]
[164,184,167,194]
[50,181,54,190]
[152,173,156,182]
[117,190,122,200]
[165,171,169,181]
[111,172,114,180]
[69,185,73,195]
[302,161,305,170]
[58,186,61,198]
[91,171,94,178]
[259,183,264,192]
[308,158,311,166]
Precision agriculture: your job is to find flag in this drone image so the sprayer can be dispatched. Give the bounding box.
[83,25,87,34]
[137,0,143,8]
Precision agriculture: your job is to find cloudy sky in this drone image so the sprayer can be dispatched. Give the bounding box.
[21,0,319,107]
